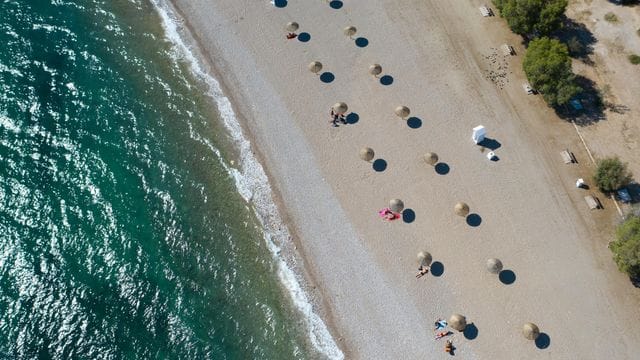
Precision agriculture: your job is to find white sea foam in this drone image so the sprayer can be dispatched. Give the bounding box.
[150,1,343,359]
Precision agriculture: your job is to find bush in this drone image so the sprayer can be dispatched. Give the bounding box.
[629,54,640,65]
[494,0,567,37]
[523,37,581,106]
[593,157,633,192]
[610,216,640,279]
[604,12,619,22]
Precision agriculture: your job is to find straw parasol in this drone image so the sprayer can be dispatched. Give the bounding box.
[423,152,438,166]
[394,105,410,119]
[359,147,375,162]
[308,61,323,74]
[368,64,382,77]
[285,22,299,32]
[486,258,503,274]
[449,314,467,332]
[343,26,357,38]
[389,199,404,213]
[523,323,540,340]
[454,202,470,217]
[332,102,348,114]
[417,251,432,266]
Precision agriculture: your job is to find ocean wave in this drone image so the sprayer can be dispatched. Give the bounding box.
[149,1,343,359]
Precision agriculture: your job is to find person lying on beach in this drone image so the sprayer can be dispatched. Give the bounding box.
[286,33,297,40]
[339,114,346,124]
[434,319,448,331]
[378,207,400,221]
[435,330,452,340]
[415,265,430,278]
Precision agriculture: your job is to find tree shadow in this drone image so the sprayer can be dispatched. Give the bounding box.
[435,162,450,175]
[626,182,640,203]
[355,37,369,48]
[402,209,416,223]
[498,269,516,285]
[407,117,422,129]
[273,0,287,8]
[478,137,501,150]
[380,75,394,85]
[466,213,482,227]
[346,112,359,124]
[554,75,605,126]
[555,17,597,62]
[607,0,639,6]
[463,323,478,340]
[535,333,551,349]
[329,1,343,9]
[320,72,335,83]
[373,159,387,172]
[430,261,444,277]
[297,32,311,42]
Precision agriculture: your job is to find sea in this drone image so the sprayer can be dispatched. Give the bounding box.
[0,0,341,359]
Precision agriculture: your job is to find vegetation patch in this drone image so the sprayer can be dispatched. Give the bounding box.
[604,12,619,23]
[523,37,581,106]
[593,157,633,193]
[610,216,640,280]
[493,0,567,37]
[629,54,640,65]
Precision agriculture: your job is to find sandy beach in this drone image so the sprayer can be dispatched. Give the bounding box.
[169,0,640,358]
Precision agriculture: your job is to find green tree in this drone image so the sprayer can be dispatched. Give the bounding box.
[610,216,640,279]
[495,0,567,37]
[523,37,581,106]
[593,157,633,192]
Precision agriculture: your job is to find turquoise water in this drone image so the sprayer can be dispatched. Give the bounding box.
[0,0,328,358]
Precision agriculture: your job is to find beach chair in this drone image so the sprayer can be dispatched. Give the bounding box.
[584,195,602,210]
[560,149,576,164]
[522,83,534,95]
[501,44,515,56]
[479,6,493,17]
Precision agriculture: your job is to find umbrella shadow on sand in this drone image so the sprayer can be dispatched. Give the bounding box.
[498,269,516,285]
[430,261,444,277]
[463,323,478,340]
[372,159,387,172]
[466,213,482,227]
[402,209,415,223]
[297,32,311,42]
[435,162,450,175]
[319,72,335,83]
[355,37,369,47]
[535,333,551,349]
[407,117,422,129]
[273,0,287,8]
[345,112,359,124]
[380,75,394,85]
[329,1,343,9]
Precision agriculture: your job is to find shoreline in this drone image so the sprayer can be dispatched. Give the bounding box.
[162,0,640,359]
[150,1,345,358]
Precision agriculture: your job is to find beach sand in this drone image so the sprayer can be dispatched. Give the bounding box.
[169,0,640,358]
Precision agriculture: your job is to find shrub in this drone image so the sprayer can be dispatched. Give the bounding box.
[604,12,619,22]
[629,54,640,65]
[593,157,633,193]
[610,216,640,279]
[523,37,581,106]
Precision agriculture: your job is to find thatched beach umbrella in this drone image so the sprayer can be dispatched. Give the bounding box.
[343,26,357,38]
[359,147,375,162]
[523,323,540,340]
[424,152,439,166]
[285,21,299,32]
[454,202,470,217]
[308,61,323,74]
[449,314,467,332]
[417,251,433,266]
[332,102,348,114]
[394,105,410,119]
[389,199,404,213]
[486,258,503,274]
[368,64,382,77]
